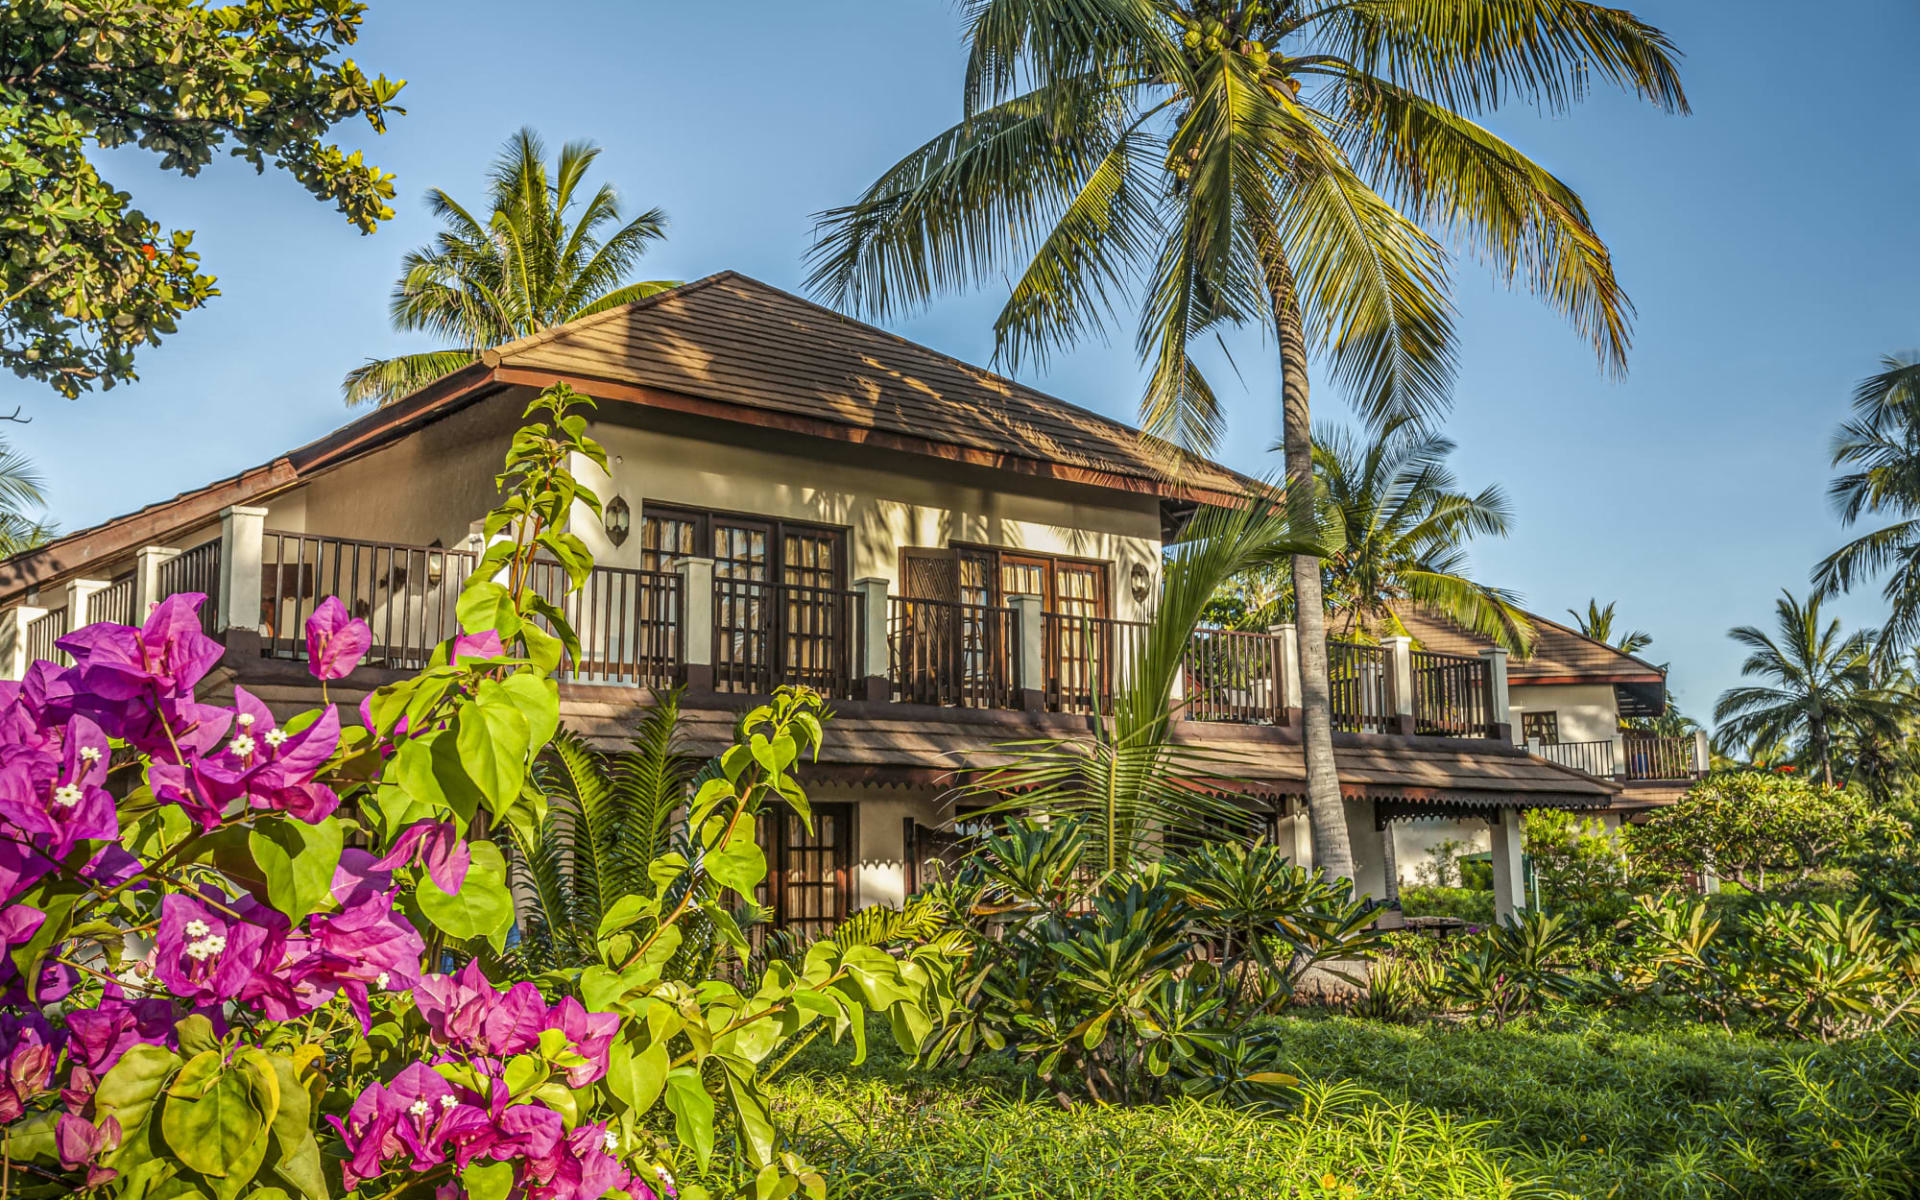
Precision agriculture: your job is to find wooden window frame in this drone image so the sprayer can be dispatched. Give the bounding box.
[641,501,850,586]
[758,801,857,933]
[917,542,1111,616]
[1521,711,1561,746]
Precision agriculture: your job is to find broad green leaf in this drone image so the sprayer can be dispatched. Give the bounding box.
[248,815,344,923]
[496,671,560,751]
[457,581,522,640]
[95,1044,181,1138]
[722,1070,777,1169]
[456,694,530,810]
[705,816,765,898]
[419,840,514,944]
[161,1058,265,1179]
[596,893,655,941]
[463,1160,515,1200]
[664,1068,716,1170]
[606,1036,670,1116]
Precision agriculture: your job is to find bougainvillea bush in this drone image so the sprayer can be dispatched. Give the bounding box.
[0,385,959,1200]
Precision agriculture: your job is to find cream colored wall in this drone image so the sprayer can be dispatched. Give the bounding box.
[1509,683,1620,746]
[1390,818,1492,887]
[260,400,517,551]
[574,422,1167,620]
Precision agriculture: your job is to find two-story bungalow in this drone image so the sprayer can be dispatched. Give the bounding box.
[0,272,1615,926]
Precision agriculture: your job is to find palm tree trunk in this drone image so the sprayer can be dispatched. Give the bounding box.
[1267,254,1355,882]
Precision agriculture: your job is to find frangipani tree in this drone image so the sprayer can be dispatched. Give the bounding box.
[813,0,1686,880]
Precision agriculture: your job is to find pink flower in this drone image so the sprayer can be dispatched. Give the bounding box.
[373,821,470,893]
[414,961,547,1058]
[330,1061,493,1189]
[153,893,284,1007]
[307,597,372,682]
[451,630,504,666]
[55,1113,121,1186]
[544,997,618,1087]
[0,1011,59,1123]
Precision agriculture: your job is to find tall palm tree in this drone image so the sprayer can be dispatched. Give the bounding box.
[1713,590,1889,787]
[1814,352,1920,654]
[343,128,677,407]
[1317,417,1532,653]
[810,0,1685,880]
[1567,599,1652,656]
[0,438,53,557]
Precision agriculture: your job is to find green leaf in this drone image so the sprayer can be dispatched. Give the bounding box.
[94,1045,180,1139]
[457,693,531,810]
[705,815,766,898]
[248,815,344,923]
[606,1036,670,1115]
[463,1160,515,1200]
[721,1069,777,1169]
[161,1057,266,1179]
[457,581,523,640]
[419,840,514,944]
[596,893,655,941]
[496,671,560,751]
[393,729,487,830]
[664,1068,716,1170]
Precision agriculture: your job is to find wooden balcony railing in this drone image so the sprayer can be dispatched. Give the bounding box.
[1538,739,1616,777]
[262,532,475,670]
[1623,732,1697,781]
[524,561,681,689]
[712,578,864,698]
[86,576,136,627]
[156,540,221,634]
[1409,648,1494,738]
[1328,639,1394,733]
[25,607,68,665]
[1044,612,1149,715]
[887,596,1016,708]
[1181,628,1287,724]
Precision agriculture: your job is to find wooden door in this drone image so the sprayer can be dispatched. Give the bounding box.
[712,518,773,691]
[756,803,854,938]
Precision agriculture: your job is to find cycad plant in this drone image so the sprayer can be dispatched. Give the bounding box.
[812,0,1685,881]
[1713,591,1891,786]
[1815,352,1920,653]
[1316,417,1532,653]
[344,128,676,406]
[963,496,1328,874]
[508,692,698,972]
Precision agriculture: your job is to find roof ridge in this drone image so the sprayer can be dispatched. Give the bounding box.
[481,271,741,366]
[1522,608,1668,675]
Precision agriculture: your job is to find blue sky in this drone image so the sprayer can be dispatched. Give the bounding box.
[7,0,1917,723]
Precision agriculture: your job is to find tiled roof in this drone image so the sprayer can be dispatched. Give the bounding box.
[1389,602,1665,682]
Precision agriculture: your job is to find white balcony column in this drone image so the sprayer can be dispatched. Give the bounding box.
[1610,730,1629,778]
[1381,635,1416,736]
[216,505,269,640]
[852,576,892,703]
[1477,647,1512,741]
[673,556,715,690]
[2,605,49,680]
[1272,623,1303,721]
[1010,593,1046,711]
[133,546,183,617]
[1489,807,1528,923]
[1692,729,1712,775]
[64,579,111,630]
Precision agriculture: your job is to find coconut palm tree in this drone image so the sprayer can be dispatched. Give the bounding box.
[1814,352,1920,655]
[1317,417,1532,653]
[0,438,53,557]
[810,0,1685,880]
[1713,591,1890,787]
[1566,599,1652,656]
[343,129,676,407]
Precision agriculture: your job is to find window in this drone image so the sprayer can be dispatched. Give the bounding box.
[755,802,854,935]
[902,545,1110,617]
[1521,711,1560,746]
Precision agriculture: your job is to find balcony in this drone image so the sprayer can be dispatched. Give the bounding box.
[1,521,1510,742]
[1536,732,1705,783]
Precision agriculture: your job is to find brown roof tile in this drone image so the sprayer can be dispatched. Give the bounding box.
[1388,601,1666,683]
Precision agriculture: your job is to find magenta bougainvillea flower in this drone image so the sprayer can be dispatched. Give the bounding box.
[451,630,504,665]
[153,893,285,1007]
[55,1113,121,1186]
[195,688,343,823]
[65,988,176,1076]
[373,820,470,893]
[306,597,373,682]
[544,998,618,1088]
[330,1061,494,1189]
[0,1012,59,1124]
[414,961,549,1058]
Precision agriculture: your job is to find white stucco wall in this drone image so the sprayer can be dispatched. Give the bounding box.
[1509,682,1621,746]
[574,420,1166,620]
[1390,817,1492,887]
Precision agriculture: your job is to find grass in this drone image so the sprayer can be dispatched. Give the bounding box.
[771,1012,1920,1200]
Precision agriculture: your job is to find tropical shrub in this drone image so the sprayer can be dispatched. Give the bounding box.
[1622,894,1920,1041]
[0,385,960,1200]
[1430,911,1583,1027]
[1397,884,1493,925]
[920,824,1381,1104]
[1522,808,1631,924]
[1629,771,1909,891]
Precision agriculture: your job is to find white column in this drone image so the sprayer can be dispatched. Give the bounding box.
[1478,647,1511,739]
[673,556,715,673]
[133,546,183,616]
[217,505,268,634]
[1,605,48,680]
[1610,730,1628,777]
[1692,729,1711,775]
[1489,807,1527,923]
[1382,635,1415,734]
[1010,594,1046,705]
[64,579,110,629]
[1272,623,1302,711]
[852,576,891,697]
[1289,798,1315,871]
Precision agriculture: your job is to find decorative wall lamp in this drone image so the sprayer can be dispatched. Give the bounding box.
[1129,562,1152,604]
[604,495,632,547]
[426,537,445,587]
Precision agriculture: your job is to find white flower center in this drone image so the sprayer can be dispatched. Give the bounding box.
[264,728,288,747]
[237,713,255,727]
[656,1166,674,1185]
[185,919,211,939]
[602,1130,619,1153]
[408,1099,431,1118]
[230,733,256,757]
[53,784,82,808]
[184,933,226,962]
[439,1094,458,1110]
[78,745,102,763]
[374,971,391,989]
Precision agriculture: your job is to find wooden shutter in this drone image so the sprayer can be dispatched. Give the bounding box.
[900,548,959,601]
